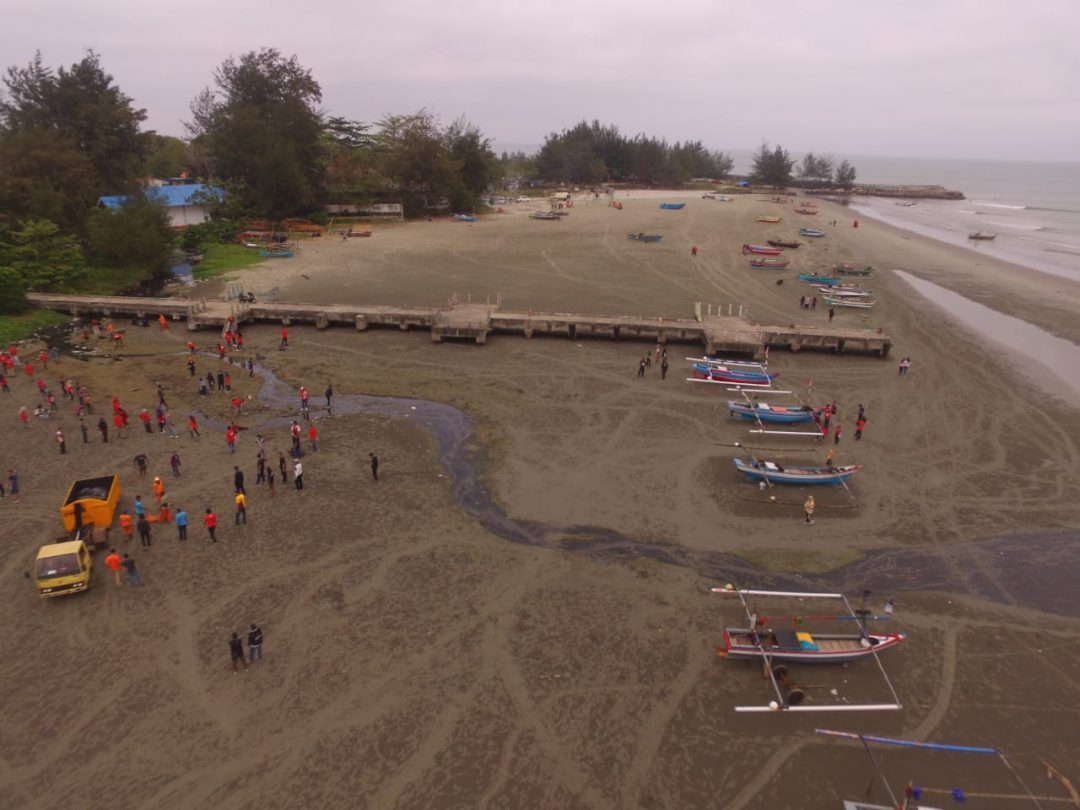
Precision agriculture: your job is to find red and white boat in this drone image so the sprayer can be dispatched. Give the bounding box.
[742,244,782,255]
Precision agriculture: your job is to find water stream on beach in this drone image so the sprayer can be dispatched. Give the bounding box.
[893,269,1080,402]
[40,327,1080,617]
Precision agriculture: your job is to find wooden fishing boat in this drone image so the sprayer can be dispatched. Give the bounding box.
[794,207,818,214]
[529,211,560,220]
[454,214,479,222]
[767,238,801,249]
[702,193,733,201]
[744,244,782,255]
[834,262,873,276]
[750,258,790,269]
[259,247,294,258]
[756,216,782,223]
[799,227,826,237]
[660,202,686,210]
[628,232,662,242]
[968,231,996,240]
[691,363,777,386]
[721,627,904,663]
[798,273,840,285]
[817,288,873,299]
[823,295,876,309]
[732,457,861,485]
[728,401,816,424]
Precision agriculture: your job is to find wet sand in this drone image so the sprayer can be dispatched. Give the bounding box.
[2,192,1079,808]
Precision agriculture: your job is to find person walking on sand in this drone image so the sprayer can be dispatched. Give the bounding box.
[370,452,379,482]
[825,448,836,469]
[661,357,669,380]
[204,508,218,543]
[8,469,19,501]
[137,514,152,549]
[811,296,817,311]
[266,467,276,497]
[637,357,646,378]
[80,418,88,444]
[133,454,148,481]
[118,509,133,540]
[855,417,866,440]
[229,633,248,672]
[19,405,28,429]
[803,495,815,525]
[308,423,318,452]
[834,423,842,445]
[175,507,188,540]
[293,459,303,491]
[139,408,152,433]
[278,452,288,484]
[325,384,333,413]
[234,491,247,525]
[256,455,266,484]
[188,414,200,438]
[233,466,245,495]
[226,425,237,454]
[122,553,143,586]
[171,451,182,477]
[279,326,288,350]
[55,427,66,454]
[248,624,263,662]
[152,476,165,506]
[290,421,301,455]
[106,548,123,586]
[98,416,108,442]
[828,307,835,323]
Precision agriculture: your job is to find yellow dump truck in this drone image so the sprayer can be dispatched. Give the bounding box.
[35,540,93,598]
[60,475,120,548]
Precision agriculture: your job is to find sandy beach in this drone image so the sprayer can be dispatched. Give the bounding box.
[3,192,1079,808]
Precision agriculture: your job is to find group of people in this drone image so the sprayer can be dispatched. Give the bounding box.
[636,343,671,380]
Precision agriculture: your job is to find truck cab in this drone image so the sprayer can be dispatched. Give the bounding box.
[36,540,93,598]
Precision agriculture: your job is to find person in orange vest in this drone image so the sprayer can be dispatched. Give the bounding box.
[158,496,171,524]
[118,510,134,540]
[159,313,168,331]
[152,476,166,506]
[105,548,124,586]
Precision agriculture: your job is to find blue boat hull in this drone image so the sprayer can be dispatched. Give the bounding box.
[692,363,775,385]
[733,458,860,486]
[728,402,815,424]
[660,203,686,210]
[798,273,840,286]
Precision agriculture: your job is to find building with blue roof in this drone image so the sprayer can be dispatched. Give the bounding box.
[98,183,223,228]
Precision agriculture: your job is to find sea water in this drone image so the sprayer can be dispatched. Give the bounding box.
[729,151,1080,283]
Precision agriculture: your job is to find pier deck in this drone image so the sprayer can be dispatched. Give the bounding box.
[24,293,891,359]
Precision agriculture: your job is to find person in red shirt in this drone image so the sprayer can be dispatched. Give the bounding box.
[225,425,237,453]
[308,423,318,452]
[113,411,125,435]
[279,327,288,350]
[203,508,218,543]
[105,549,124,586]
[855,417,866,440]
[231,396,243,415]
[186,339,196,353]
[139,408,152,433]
[188,414,200,438]
[38,350,49,369]
[111,395,121,414]
[24,362,34,377]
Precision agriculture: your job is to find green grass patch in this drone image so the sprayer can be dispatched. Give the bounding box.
[193,243,263,280]
[0,310,69,344]
[735,546,863,575]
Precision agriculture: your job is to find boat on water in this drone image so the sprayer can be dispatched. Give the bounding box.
[823,295,876,309]
[529,211,560,220]
[756,216,782,223]
[732,457,862,485]
[721,627,904,663]
[834,263,873,276]
[728,401,816,424]
[968,231,997,240]
[628,232,663,242]
[743,244,782,255]
[798,273,840,285]
[454,214,479,222]
[767,238,801,249]
[690,363,777,386]
[749,258,790,269]
[660,202,686,210]
[799,227,826,237]
[895,200,919,207]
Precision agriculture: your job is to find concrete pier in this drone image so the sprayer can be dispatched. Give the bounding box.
[25,293,891,359]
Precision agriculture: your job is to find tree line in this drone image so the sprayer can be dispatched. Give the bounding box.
[750,143,857,188]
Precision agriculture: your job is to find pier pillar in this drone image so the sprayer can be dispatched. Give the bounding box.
[315,314,329,329]
[281,317,291,326]
[568,323,577,340]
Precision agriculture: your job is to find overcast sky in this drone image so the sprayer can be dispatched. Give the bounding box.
[3,0,1077,162]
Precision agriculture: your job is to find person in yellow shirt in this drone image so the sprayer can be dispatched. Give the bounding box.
[234,492,247,525]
